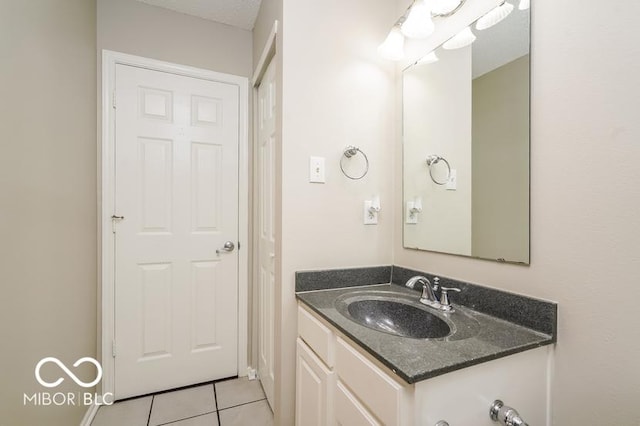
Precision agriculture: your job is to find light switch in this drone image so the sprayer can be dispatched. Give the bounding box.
[309,156,325,183]
[446,169,457,190]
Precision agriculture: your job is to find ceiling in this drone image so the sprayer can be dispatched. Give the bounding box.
[136,0,263,30]
[472,6,530,78]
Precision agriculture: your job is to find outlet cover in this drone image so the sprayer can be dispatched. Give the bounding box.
[309,156,325,183]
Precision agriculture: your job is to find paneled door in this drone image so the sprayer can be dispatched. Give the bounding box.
[257,58,276,408]
[113,64,239,399]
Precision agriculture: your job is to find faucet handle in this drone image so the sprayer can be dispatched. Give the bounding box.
[439,286,461,307]
[433,277,440,291]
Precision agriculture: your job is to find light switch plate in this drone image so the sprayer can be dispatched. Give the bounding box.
[446,169,457,190]
[309,156,325,183]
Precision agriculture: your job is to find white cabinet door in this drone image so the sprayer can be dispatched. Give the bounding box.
[334,380,381,426]
[114,64,239,399]
[296,339,334,426]
[335,337,408,426]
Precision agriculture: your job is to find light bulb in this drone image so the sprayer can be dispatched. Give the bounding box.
[401,0,435,39]
[442,26,476,50]
[378,27,405,61]
[417,51,439,65]
[518,0,529,10]
[476,2,514,30]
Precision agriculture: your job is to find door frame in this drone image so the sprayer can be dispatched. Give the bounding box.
[100,50,249,398]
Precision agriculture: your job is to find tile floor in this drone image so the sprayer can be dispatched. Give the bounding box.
[91,377,273,426]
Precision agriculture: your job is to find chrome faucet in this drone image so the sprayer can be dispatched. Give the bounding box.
[405,276,438,304]
[405,276,460,311]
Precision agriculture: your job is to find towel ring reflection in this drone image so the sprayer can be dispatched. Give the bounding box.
[426,155,451,185]
[340,146,369,180]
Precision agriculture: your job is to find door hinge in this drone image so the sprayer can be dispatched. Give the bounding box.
[238,241,241,250]
[112,341,116,358]
[111,214,124,233]
[112,90,116,109]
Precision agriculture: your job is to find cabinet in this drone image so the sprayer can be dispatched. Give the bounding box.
[296,338,334,426]
[335,380,380,426]
[296,305,412,426]
[296,303,551,426]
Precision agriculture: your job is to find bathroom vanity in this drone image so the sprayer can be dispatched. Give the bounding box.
[294,267,556,426]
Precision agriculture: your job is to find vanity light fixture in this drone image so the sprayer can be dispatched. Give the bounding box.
[378,25,405,61]
[476,1,514,30]
[401,0,435,39]
[378,0,468,61]
[518,0,530,10]
[432,0,466,16]
[442,26,477,50]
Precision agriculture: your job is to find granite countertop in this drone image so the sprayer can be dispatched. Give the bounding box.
[296,282,555,384]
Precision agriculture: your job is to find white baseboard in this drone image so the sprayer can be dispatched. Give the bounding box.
[79,403,99,426]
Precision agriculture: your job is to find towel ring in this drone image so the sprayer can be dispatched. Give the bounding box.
[426,155,451,185]
[340,146,369,180]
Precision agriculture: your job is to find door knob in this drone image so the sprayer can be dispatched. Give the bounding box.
[216,241,235,255]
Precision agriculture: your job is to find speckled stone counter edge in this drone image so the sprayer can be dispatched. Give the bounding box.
[295,265,557,340]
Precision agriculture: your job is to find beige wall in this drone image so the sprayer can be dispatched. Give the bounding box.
[253,0,282,69]
[0,2,253,424]
[97,0,252,77]
[394,1,640,424]
[255,0,397,423]
[0,1,97,425]
[472,55,529,262]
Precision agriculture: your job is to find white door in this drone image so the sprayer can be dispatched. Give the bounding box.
[113,64,240,399]
[257,58,276,408]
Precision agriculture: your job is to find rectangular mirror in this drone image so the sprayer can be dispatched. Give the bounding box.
[402,4,530,264]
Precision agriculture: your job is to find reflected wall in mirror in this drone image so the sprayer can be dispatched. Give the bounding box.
[403,2,530,264]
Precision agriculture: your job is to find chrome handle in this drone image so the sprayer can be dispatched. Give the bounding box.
[433,276,440,291]
[434,421,450,426]
[439,287,461,308]
[490,400,528,426]
[111,215,125,220]
[216,241,235,255]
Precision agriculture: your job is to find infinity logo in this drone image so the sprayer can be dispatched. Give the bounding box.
[35,357,103,388]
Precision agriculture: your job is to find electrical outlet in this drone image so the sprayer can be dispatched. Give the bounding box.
[364,200,378,225]
[406,201,418,224]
